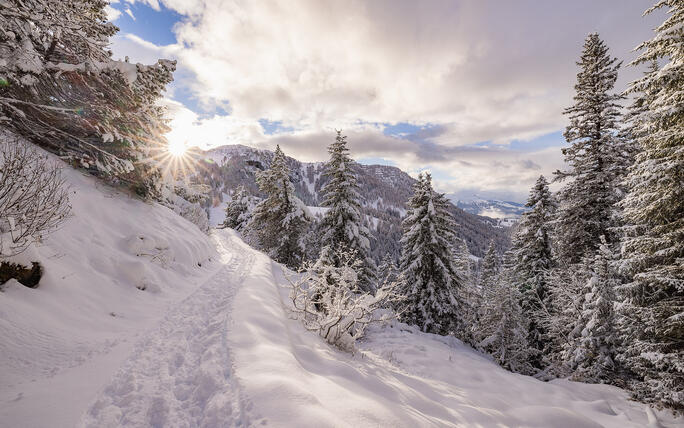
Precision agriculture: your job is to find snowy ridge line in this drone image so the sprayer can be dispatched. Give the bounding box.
[80,233,255,427]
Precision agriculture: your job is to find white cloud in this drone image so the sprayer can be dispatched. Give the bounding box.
[105,5,122,21]
[110,0,663,200]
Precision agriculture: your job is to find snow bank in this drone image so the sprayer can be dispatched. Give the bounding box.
[0,148,218,427]
[230,247,683,427]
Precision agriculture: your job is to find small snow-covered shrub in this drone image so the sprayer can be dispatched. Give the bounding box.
[288,246,400,351]
[0,136,71,258]
[162,190,209,233]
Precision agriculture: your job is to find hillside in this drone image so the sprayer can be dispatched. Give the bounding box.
[192,144,511,260]
[1,150,681,427]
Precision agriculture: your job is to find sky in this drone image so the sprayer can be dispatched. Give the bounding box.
[105,0,663,202]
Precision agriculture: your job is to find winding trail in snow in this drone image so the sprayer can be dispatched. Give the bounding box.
[81,233,256,428]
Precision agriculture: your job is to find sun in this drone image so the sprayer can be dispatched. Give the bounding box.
[167,139,187,157]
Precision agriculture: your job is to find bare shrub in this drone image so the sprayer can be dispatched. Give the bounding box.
[0,135,71,257]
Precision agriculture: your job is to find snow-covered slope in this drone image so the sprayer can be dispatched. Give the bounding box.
[0,152,218,427]
[79,229,682,427]
[1,145,682,427]
[453,196,527,218]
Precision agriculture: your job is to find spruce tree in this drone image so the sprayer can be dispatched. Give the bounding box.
[554,33,628,265]
[617,0,684,413]
[320,131,377,292]
[479,241,501,302]
[249,145,311,268]
[397,173,466,337]
[454,238,481,341]
[223,185,255,231]
[453,238,474,285]
[569,237,618,383]
[511,175,556,367]
[378,253,398,286]
[0,0,176,196]
[479,252,535,375]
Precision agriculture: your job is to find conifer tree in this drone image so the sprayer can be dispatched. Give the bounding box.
[453,238,474,285]
[223,185,255,231]
[569,237,618,383]
[479,241,501,302]
[554,33,628,265]
[511,175,556,367]
[0,0,176,196]
[479,252,535,375]
[378,253,398,286]
[320,131,377,292]
[617,0,684,413]
[397,173,466,336]
[249,145,311,268]
[454,238,481,340]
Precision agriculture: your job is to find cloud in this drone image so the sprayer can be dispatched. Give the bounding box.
[105,5,122,21]
[110,0,664,200]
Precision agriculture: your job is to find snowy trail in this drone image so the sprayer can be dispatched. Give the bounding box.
[81,233,255,427]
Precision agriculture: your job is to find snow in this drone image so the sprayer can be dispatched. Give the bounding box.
[0,152,217,427]
[1,144,682,427]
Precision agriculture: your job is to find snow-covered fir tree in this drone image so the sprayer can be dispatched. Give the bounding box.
[0,0,176,197]
[248,145,311,269]
[568,237,618,383]
[479,251,535,375]
[223,185,256,231]
[479,241,501,302]
[320,131,377,292]
[453,238,474,285]
[617,0,684,413]
[540,261,590,376]
[396,173,467,337]
[378,253,398,286]
[453,238,481,340]
[554,33,629,265]
[510,175,556,368]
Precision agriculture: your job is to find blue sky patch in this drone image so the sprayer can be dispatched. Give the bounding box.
[259,119,295,135]
[113,3,182,46]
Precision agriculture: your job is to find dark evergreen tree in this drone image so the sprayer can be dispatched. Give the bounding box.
[397,173,467,337]
[479,240,501,302]
[511,175,556,367]
[617,0,684,413]
[223,185,255,231]
[554,33,628,264]
[569,237,618,383]
[0,0,176,197]
[479,251,535,375]
[249,145,311,268]
[378,253,398,286]
[320,131,377,292]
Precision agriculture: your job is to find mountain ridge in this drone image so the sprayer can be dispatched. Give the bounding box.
[192,144,511,260]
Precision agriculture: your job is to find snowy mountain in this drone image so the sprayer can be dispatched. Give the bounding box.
[452,196,527,227]
[453,196,527,219]
[192,145,511,259]
[2,140,681,427]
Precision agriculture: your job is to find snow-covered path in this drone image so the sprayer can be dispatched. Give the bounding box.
[81,233,256,427]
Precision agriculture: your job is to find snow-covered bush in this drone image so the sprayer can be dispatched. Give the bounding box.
[160,182,210,233]
[0,134,70,258]
[223,185,257,231]
[288,246,400,351]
